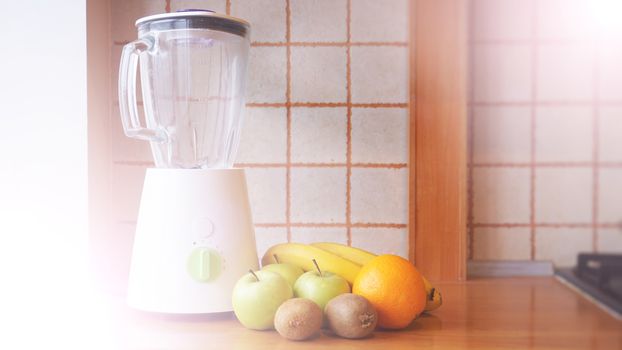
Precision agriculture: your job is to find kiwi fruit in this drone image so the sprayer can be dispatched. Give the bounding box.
[274,298,323,341]
[325,293,378,339]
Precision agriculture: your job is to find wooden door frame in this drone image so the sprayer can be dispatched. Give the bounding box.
[87,0,113,292]
[409,0,468,281]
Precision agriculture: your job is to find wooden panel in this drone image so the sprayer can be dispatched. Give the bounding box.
[95,278,621,349]
[410,0,468,281]
[87,0,113,292]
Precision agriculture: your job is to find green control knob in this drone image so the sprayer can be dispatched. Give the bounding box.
[187,247,221,282]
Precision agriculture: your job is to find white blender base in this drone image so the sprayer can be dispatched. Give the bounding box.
[127,168,259,313]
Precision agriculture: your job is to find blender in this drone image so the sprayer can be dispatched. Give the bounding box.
[118,10,258,313]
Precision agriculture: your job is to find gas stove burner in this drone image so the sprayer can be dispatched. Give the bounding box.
[555,253,622,319]
[576,254,622,299]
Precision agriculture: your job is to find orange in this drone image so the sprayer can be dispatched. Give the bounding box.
[352,254,427,329]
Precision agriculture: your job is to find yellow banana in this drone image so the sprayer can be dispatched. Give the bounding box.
[421,275,442,311]
[310,242,375,265]
[261,243,361,284]
[310,242,443,312]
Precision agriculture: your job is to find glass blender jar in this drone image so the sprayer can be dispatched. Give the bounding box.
[119,9,249,168]
[119,10,258,314]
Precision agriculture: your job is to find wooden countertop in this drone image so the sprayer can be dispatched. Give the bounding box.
[101,277,621,349]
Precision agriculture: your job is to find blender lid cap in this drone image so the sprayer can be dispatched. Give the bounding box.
[135,9,250,29]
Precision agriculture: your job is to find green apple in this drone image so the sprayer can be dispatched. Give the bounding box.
[293,260,350,311]
[262,261,304,288]
[232,270,293,330]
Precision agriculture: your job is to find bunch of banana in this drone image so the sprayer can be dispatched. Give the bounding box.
[261,242,442,312]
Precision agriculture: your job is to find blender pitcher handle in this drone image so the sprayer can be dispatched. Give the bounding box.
[118,38,165,142]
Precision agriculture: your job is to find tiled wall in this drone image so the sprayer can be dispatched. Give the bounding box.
[109,0,410,280]
[469,0,622,266]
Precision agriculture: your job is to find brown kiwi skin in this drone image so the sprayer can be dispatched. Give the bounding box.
[274,298,323,341]
[325,293,378,339]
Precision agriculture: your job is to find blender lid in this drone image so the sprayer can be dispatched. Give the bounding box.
[136,9,250,37]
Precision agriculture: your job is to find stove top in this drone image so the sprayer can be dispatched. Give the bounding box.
[556,253,622,319]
